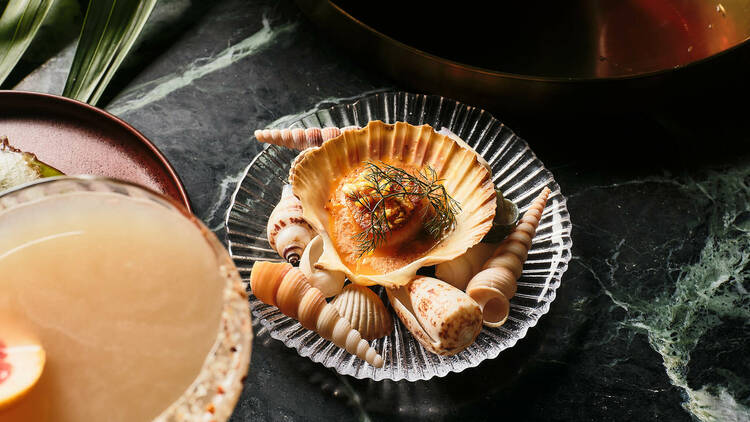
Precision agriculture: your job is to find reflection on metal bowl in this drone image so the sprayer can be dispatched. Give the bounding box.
[296,0,750,113]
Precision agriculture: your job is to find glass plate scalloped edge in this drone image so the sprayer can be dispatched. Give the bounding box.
[226,91,572,382]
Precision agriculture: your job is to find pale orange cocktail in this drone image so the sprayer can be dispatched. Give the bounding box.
[0,177,251,421]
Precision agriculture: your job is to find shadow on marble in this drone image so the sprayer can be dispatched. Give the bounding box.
[2,0,82,90]
[98,0,224,106]
[243,296,552,420]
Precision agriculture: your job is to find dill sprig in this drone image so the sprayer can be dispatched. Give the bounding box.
[347,161,461,258]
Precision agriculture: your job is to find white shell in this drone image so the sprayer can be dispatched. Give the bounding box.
[330,283,392,341]
[299,235,346,297]
[291,121,497,288]
[435,242,497,290]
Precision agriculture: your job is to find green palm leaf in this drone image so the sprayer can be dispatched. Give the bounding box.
[63,0,156,105]
[0,0,56,85]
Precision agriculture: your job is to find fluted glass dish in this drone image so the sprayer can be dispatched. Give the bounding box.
[226,92,572,381]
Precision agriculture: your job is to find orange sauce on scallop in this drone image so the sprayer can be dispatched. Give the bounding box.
[325,161,441,275]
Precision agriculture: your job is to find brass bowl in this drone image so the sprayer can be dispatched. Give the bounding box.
[297,0,750,113]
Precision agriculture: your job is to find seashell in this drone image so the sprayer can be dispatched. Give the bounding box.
[291,120,497,288]
[254,126,361,150]
[436,127,491,172]
[250,261,384,367]
[266,184,317,265]
[466,187,551,327]
[299,235,346,297]
[330,284,393,340]
[482,189,520,243]
[387,276,482,355]
[434,242,497,290]
[288,148,314,185]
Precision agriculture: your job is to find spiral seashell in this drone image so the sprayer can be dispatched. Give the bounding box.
[267,184,316,265]
[299,235,346,297]
[250,262,384,367]
[254,126,361,150]
[434,242,496,290]
[387,276,482,355]
[330,284,393,341]
[466,187,551,327]
[291,121,497,288]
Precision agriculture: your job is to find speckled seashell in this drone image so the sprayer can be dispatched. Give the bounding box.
[387,276,482,355]
[291,120,497,288]
[254,126,361,150]
[250,261,384,367]
[299,235,346,297]
[266,184,316,265]
[466,187,551,327]
[434,242,497,290]
[330,283,392,341]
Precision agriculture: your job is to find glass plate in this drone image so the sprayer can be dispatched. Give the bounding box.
[226,92,572,381]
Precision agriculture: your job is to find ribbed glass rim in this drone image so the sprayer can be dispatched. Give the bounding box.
[227,91,572,381]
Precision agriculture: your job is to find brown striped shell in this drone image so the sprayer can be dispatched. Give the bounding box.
[250,262,383,367]
[266,184,316,265]
[254,126,361,150]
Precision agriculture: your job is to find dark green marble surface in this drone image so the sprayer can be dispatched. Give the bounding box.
[6,1,750,420]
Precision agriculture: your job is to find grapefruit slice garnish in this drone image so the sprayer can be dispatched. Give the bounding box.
[0,342,46,411]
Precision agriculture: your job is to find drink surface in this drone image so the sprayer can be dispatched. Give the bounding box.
[0,191,224,421]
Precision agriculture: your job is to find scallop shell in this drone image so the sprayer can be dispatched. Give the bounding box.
[299,235,346,297]
[330,284,393,341]
[436,127,491,172]
[290,120,497,288]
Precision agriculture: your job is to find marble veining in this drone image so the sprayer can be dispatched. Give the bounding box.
[108,16,298,116]
[5,0,749,420]
[264,87,393,128]
[572,169,750,422]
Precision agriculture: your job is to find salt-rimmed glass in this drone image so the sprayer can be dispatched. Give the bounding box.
[0,176,252,421]
[227,92,572,381]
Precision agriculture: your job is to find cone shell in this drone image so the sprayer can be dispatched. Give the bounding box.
[290,120,497,288]
[250,262,384,367]
[299,235,346,298]
[331,284,393,341]
[387,277,482,355]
